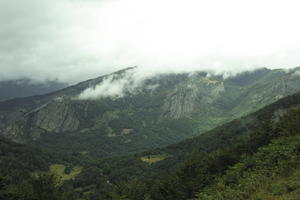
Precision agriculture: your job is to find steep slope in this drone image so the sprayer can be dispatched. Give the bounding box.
[1,67,300,157]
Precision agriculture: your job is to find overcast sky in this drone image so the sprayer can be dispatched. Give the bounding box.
[1,0,300,83]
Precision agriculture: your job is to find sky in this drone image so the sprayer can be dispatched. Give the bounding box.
[1,0,300,83]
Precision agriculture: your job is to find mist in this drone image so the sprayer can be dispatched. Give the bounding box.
[1,0,300,84]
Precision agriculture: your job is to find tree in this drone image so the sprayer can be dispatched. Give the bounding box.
[29,173,66,200]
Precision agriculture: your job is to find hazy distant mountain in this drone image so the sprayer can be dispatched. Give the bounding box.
[0,79,68,101]
[0,67,300,157]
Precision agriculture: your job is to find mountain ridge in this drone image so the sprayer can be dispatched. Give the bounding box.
[1,67,300,157]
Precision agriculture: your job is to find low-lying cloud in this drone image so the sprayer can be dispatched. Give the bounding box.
[79,76,129,99]
[77,68,157,100]
[1,0,300,84]
[77,72,139,100]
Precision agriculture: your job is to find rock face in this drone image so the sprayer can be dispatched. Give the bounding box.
[34,99,79,133]
[163,76,225,119]
[163,87,199,119]
[1,98,80,143]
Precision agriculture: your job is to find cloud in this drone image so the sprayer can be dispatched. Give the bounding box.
[1,0,300,84]
[77,67,157,99]
[0,0,115,83]
[78,76,127,99]
[292,70,300,77]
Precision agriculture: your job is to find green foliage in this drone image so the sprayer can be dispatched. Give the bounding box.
[29,173,64,200]
[276,107,300,136]
[270,183,289,196]
[114,103,300,200]
[1,173,72,200]
[140,154,169,163]
[49,164,82,181]
[195,134,300,199]
[64,166,72,175]
[194,108,300,200]
[0,175,12,200]
[111,193,130,200]
[0,136,54,180]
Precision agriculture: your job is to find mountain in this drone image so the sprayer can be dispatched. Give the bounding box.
[1,67,300,158]
[1,82,300,199]
[0,79,68,101]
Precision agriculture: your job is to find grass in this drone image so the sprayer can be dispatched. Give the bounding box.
[49,164,83,181]
[79,151,89,155]
[141,154,169,164]
[121,128,133,135]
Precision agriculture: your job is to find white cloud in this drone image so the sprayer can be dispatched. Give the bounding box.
[77,67,156,99]
[1,0,300,83]
[78,76,127,99]
[292,70,300,77]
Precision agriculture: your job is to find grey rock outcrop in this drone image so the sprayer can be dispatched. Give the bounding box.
[34,99,79,133]
[163,76,225,119]
[0,97,80,142]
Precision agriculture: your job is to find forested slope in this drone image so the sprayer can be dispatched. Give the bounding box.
[109,93,300,200]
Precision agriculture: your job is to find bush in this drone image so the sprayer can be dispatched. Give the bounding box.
[269,183,288,195]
